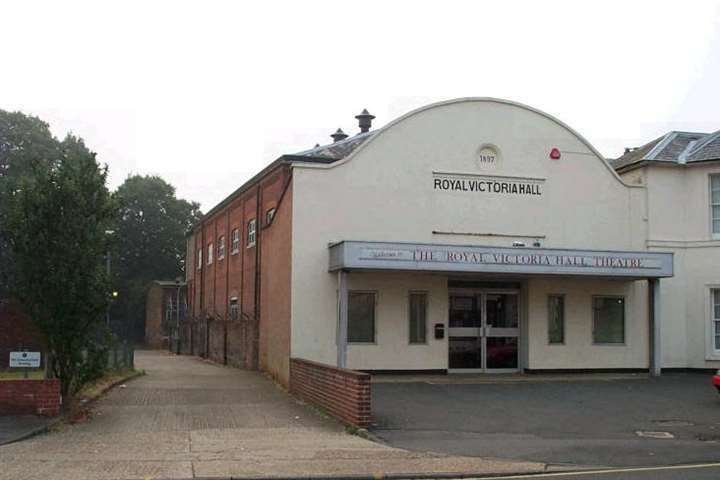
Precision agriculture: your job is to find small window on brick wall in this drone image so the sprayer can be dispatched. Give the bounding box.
[266,207,276,225]
[247,219,257,247]
[229,297,239,321]
[231,228,240,254]
[207,242,213,265]
[217,236,225,260]
[197,249,202,270]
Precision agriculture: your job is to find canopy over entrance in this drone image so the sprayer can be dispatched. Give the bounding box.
[329,241,673,278]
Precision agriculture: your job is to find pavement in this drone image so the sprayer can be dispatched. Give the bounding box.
[0,350,545,480]
[0,415,58,446]
[372,373,720,468]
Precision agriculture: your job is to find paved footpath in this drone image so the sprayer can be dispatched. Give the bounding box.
[0,350,543,479]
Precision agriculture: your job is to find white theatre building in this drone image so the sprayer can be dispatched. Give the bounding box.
[188,97,719,385]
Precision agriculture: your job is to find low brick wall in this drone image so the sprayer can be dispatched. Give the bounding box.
[0,379,61,417]
[289,358,371,428]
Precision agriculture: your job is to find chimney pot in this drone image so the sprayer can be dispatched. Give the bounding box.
[355,108,375,134]
[331,128,348,143]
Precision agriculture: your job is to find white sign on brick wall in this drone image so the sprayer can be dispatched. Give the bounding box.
[9,351,41,368]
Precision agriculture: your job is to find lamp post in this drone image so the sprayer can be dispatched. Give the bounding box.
[105,230,115,329]
[175,276,182,354]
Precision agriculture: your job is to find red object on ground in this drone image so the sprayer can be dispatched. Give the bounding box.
[712,374,720,392]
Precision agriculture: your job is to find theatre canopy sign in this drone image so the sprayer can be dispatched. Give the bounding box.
[329,241,673,278]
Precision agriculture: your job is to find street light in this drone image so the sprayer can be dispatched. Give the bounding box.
[105,230,115,329]
[175,276,182,354]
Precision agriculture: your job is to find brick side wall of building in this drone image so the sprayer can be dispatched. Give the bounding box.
[185,165,292,373]
[259,182,292,386]
[289,358,371,429]
[0,300,45,371]
[0,379,61,416]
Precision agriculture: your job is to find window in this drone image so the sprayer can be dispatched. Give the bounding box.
[165,295,174,323]
[593,296,625,344]
[266,207,276,225]
[197,249,202,270]
[548,295,565,344]
[711,175,720,236]
[247,219,256,247]
[207,243,213,265]
[713,290,720,353]
[217,236,225,260]
[229,297,239,321]
[231,228,240,254]
[409,292,427,344]
[348,291,375,343]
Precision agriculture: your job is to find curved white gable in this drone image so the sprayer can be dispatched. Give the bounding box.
[295,97,635,188]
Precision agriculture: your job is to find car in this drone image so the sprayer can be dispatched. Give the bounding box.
[713,371,720,393]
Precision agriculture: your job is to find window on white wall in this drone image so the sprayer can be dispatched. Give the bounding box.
[409,292,427,344]
[347,291,375,343]
[593,296,625,344]
[713,289,720,353]
[711,175,720,236]
[548,295,565,344]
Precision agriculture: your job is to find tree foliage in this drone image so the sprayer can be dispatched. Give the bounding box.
[0,111,59,298]
[3,118,115,397]
[111,175,201,341]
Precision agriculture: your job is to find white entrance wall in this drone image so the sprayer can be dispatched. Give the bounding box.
[344,272,448,370]
[291,98,650,369]
[527,277,648,369]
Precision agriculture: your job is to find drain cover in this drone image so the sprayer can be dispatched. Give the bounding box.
[636,431,675,439]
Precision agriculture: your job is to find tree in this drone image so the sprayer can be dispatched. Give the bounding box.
[112,175,201,341]
[4,132,114,398]
[0,111,59,298]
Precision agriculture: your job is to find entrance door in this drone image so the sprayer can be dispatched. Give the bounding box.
[448,289,520,372]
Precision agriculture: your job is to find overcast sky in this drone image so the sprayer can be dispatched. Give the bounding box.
[2,0,719,211]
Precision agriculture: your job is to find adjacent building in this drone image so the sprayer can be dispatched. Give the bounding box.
[183,97,717,387]
[144,280,187,349]
[612,131,720,369]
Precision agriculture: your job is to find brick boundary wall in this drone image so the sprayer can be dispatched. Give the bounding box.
[0,379,61,417]
[289,358,371,428]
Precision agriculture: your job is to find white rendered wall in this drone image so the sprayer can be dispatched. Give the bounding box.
[527,277,648,369]
[621,164,720,369]
[291,98,648,369]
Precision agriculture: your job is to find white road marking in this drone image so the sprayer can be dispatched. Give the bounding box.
[474,462,720,479]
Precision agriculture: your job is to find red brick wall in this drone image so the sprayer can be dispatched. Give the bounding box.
[187,165,292,372]
[0,300,45,371]
[289,358,371,429]
[0,379,61,416]
[259,182,292,386]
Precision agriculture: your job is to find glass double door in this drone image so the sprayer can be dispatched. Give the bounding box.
[448,290,520,372]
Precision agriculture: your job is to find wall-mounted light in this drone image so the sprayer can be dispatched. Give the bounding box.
[550,148,561,160]
[512,241,525,247]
